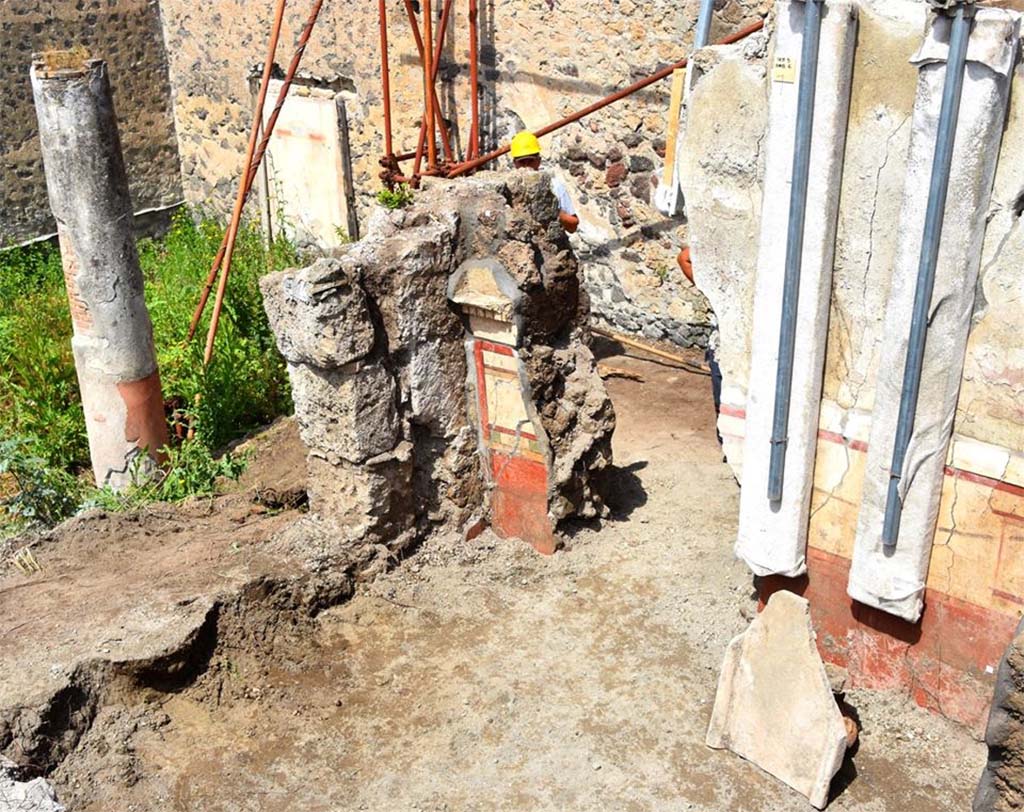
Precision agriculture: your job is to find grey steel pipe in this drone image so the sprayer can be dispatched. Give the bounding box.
[766,0,825,503]
[695,0,715,48]
[882,2,975,549]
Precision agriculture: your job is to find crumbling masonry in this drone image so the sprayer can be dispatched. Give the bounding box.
[261,171,614,558]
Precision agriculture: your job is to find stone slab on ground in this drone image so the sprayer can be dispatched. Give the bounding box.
[707,589,848,809]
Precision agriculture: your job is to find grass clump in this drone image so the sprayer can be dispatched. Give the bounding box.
[86,441,248,515]
[376,184,414,210]
[0,208,299,534]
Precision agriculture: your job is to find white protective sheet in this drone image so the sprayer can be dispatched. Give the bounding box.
[735,0,858,578]
[848,8,1021,622]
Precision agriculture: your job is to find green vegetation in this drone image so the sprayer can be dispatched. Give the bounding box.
[376,183,414,210]
[0,209,299,536]
[0,438,87,530]
[86,441,248,514]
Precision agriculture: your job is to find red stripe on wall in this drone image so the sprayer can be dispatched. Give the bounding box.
[817,428,869,453]
[489,423,538,442]
[945,465,1024,500]
[478,339,515,356]
[724,407,1024,495]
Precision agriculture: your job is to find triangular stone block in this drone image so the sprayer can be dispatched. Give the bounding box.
[706,590,848,808]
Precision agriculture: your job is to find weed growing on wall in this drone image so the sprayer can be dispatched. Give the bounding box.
[0,209,298,532]
[376,184,414,210]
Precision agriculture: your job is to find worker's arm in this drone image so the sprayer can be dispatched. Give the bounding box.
[559,211,580,234]
[677,246,694,284]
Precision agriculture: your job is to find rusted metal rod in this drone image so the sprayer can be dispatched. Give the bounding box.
[203,0,287,366]
[423,0,436,169]
[448,17,766,178]
[187,0,324,343]
[413,114,427,178]
[402,0,453,166]
[468,0,480,159]
[410,0,456,168]
[379,0,394,159]
[434,0,455,162]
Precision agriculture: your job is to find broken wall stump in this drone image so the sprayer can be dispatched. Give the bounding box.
[975,617,1024,812]
[707,589,848,809]
[30,53,168,489]
[261,171,614,559]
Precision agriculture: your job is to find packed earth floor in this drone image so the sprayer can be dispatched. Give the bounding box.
[0,341,983,811]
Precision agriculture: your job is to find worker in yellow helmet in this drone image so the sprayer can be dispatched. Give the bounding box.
[510,131,580,234]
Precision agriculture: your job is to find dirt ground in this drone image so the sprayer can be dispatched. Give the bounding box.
[2,344,984,811]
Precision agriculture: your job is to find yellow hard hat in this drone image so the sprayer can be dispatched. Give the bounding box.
[510,131,541,159]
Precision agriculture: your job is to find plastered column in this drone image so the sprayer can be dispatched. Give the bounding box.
[849,9,1022,622]
[31,54,168,489]
[735,1,858,577]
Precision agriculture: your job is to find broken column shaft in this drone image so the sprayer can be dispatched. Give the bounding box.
[31,54,168,489]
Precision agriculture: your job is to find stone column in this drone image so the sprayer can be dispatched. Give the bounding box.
[31,53,168,489]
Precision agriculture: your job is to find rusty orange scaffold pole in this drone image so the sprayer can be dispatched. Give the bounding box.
[202,0,287,366]
[379,0,394,159]
[447,17,766,178]
[188,0,325,343]
[423,0,437,170]
[433,0,455,164]
[402,0,454,176]
[468,0,480,160]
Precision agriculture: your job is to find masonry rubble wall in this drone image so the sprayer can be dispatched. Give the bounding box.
[976,617,1024,812]
[260,171,613,564]
[680,0,1024,731]
[0,0,182,245]
[155,0,766,348]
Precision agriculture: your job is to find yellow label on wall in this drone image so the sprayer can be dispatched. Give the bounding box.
[772,56,797,83]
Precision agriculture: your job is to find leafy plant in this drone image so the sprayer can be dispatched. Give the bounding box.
[86,440,247,514]
[0,437,85,535]
[0,208,299,528]
[0,209,297,471]
[0,244,83,470]
[376,184,414,210]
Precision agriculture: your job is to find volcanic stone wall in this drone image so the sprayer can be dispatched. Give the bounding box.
[260,171,614,558]
[0,0,182,244]
[158,0,768,348]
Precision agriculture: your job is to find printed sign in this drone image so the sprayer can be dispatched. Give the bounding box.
[772,55,797,83]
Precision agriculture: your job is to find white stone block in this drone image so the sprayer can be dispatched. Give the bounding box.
[707,590,848,809]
